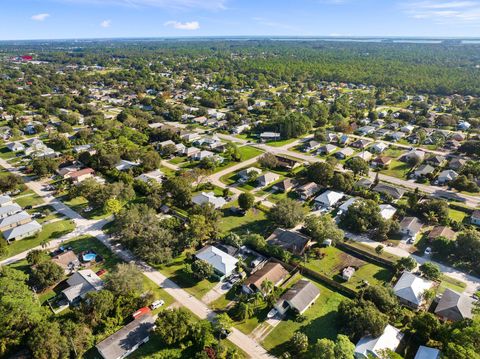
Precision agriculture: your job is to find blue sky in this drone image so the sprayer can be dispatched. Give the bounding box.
[1,0,480,40]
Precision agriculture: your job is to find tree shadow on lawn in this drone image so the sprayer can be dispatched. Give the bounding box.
[373,267,394,283]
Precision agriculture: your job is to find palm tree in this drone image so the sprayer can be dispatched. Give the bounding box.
[261,280,274,295]
[252,291,264,307]
[40,238,50,249]
[235,302,253,321]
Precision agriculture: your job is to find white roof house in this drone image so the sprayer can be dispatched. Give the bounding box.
[414,346,441,359]
[135,170,163,184]
[339,197,359,213]
[0,203,22,219]
[314,190,344,208]
[115,160,139,171]
[257,172,280,187]
[0,211,31,229]
[7,142,25,152]
[437,170,458,184]
[192,192,226,209]
[355,324,404,359]
[379,204,397,220]
[370,142,389,153]
[195,245,238,277]
[0,195,13,207]
[62,269,104,304]
[393,272,433,308]
[2,220,41,241]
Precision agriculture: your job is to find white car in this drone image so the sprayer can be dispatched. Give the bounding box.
[424,247,432,256]
[150,300,165,310]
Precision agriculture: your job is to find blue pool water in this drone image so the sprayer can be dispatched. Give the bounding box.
[82,253,97,262]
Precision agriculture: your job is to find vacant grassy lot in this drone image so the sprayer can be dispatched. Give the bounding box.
[381,159,411,179]
[238,145,264,160]
[62,196,109,220]
[156,252,218,300]
[263,276,347,356]
[218,207,271,236]
[266,138,298,147]
[305,246,393,291]
[0,219,75,260]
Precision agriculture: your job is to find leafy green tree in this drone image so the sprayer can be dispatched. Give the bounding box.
[419,262,441,281]
[340,199,383,233]
[290,332,309,354]
[306,162,334,186]
[395,257,417,272]
[0,173,22,193]
[334,334,355,359]
[155,309,193,345]
[187,260,214,280]
[411,312,440,344]
[303,214,344,244]
[79,290,116,328]
[162,176,192,208]
[31,261,64,289]
[312,338,335,359]
[31,157,59,177]
[62,321,94,359]
[238,192,255,211]
[267,198,306,228]
[258,153,279,169]
[28,321,69,359]
[26,249,49,265]
[213,313,233,334]
[235,302,254,321]
[345,157,369,177]
[105,263,144,297]
[104,198,122,214]
[337,299,388,338]
[361,286,399,314]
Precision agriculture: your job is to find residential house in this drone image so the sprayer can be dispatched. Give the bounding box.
[314,190,344,209]
[135,170,164,185]
[175,143,186,154]
[115,160,139,171]
[192,192,226,209]
[0,211,32,231]
[52,250,80,274]
[304,140,321,152]
[448,158,466,171]
[338,134,350,146]
[403,150,426,164]
[342,267,356,281]
[237,167,262,181]
[401,125,415,133]
[183,146,201,157]
[399,217,423,237]
[6,142,25,152]
[257,172,280,187]
[193,150,218,162]
[195,245,238,278]
[158,140,175,148]
[434,288,475,322]
[274,279,320,315]
[272,178,296,193]
[370,142,389,154]
[62,269,104,304]
[0,203,22,219]
[335,147,355,160]
[437,170,458,185]
[414,346,441,359]
[471,210,480,226]
[2,220,41,242]
[379,204,397,220]
[96,314,156,359]
[243,262,289,294]
[351,139,371,149]
[389,131,406,142]
[181,133,201,143]
[354,324,404,359]
[355,178,373,189]
[357,126,375,136]
[318,144,338,155]
[338,197,359,213]
[428,226,456,241]
[413,164,435,179]
[296,182,320,200]
[355,151,373,162]
[275,155,300,170]
[260,132,281,142]
[425,155,446,167]
[372,156,392,169]
[393,272,433,309]
[266,228,311,256]
[0,195,13,207]
[68,168,95,183]
[373,183,406,199]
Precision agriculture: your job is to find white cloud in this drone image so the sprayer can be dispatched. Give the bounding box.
[164,20,200,30]
[31,13,50,21]
[100,19,111,28]
[57,0,226,10]
[401,1,480,24]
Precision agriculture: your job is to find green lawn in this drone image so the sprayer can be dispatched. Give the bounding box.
[305,246,393,291]
[438,275,467,294]
[266,138,298,147]
[380,159,411,179]
[238,145,264,160]
[15,193,45,208]
[262,276,347,356]
[218,207,271,236]
[62,196,110,220]
[449,207,469,223]
[383,147,406,159]
[156,252,218,300]
[343,240,401,263]
[0,146,18,160]
[0,219,75,261]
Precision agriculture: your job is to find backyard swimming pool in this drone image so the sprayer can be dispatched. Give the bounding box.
[82,253,97,262]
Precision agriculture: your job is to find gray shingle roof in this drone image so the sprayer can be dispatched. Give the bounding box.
[280,279,320,313]
[434,288,475,321]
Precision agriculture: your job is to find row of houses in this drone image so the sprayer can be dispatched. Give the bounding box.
[0,195,42,242]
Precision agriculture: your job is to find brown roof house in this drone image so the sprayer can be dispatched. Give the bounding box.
[52,250,81,274]
[435,288,476,322]
[272,178,296,193]
[266,228,312,256]
[274,279,320,315]
[372,156,392,169]
[242,262,289,294]
[428,226,456,242]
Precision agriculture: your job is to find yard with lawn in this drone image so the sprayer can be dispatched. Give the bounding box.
[155,251,218,300]
[262,276,347,356]
[383,147,406,159]
[380,159,411,179]
[238,145,264,161]
[218,207,271,236]
[0,219,75,260]
[15,192,45,208]
[305,246,394,291]
[61,196,110,220]
[265,138,298,148]
[438,274,467,294]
